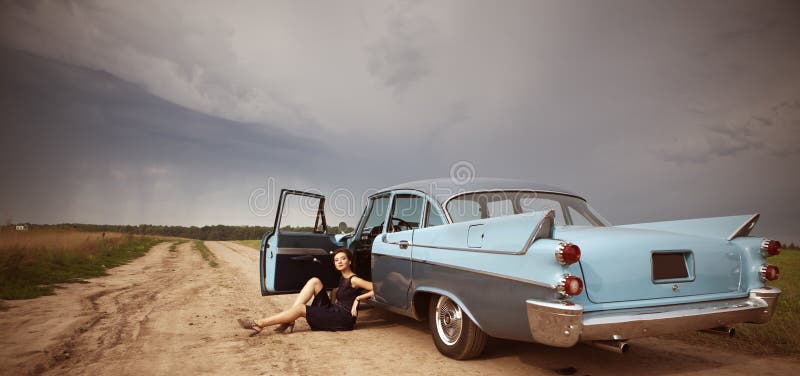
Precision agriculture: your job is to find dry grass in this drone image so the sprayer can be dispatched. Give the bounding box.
[168,240,188,252]
[192,241,218,267]
[0,230,122,253]
[0,229,160,299]
[233,239,262,250]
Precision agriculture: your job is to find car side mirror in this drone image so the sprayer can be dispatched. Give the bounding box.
[338,221,348,234]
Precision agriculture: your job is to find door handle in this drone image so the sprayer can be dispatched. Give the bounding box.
[398,240,410,250]
[291,255,320,263]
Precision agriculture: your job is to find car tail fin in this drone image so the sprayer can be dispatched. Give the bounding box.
[617,214,759,241]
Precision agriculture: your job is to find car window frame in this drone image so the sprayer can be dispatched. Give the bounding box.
[424,200,447,227]
[357,194,392,236]
[443,189,604,226]
[387,191,426,233]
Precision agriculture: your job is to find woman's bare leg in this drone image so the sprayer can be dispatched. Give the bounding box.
[251,277,320,329]
[256,304,305,327]
[291,277,323,307]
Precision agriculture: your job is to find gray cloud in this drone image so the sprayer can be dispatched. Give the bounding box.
[365,0,436,93]
[660,102,800,164]
[0,47,339,225]
[1,1,799,242]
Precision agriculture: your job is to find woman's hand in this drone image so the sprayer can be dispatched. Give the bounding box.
[351,298,359,317]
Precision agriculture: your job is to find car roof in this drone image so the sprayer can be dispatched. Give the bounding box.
[375,177,583,204]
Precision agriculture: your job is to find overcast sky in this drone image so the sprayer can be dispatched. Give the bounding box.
[1,0,798,242]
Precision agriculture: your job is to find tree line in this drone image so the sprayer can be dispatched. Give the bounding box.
[3,223,355,240]
[12,223,271,240]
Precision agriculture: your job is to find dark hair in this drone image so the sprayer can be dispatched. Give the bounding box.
[332,247,354,270]
[332,247,352,261]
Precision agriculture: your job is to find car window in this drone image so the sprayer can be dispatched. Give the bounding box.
[568,206,594,226]
[486,199,514,217]
[426,203,446,227]
[519,197,565,225]
[389,194,425,232]
[447,198,483,222]
[446,191,608,227]
[363,195,391,230]
[279,194,325,233]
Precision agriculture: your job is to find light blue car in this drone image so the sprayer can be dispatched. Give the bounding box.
[259,178,782,359]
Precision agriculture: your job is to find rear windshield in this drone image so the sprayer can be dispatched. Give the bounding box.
[445,191,609,226]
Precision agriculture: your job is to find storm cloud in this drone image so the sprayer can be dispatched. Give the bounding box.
[1,0,799,242]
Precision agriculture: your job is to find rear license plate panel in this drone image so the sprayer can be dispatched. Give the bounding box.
[652,251,694,283]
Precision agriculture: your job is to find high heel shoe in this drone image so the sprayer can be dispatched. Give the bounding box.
[237,318,263,337]
[274,322,295,333]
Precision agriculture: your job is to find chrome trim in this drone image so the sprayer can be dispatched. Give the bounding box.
[409,243,518,254]
[442,189,587,224]
[555,274,581,298]
[760,238,781,257]
[417,258,556,289]
[727,213,760,241]
[555,241,571,265]
[588,340,629,354]
[275,247,329,256]
[522,211,555,251]
[526,287,781,347]
[383,210,556,255]
[372,252,413,262]
[526,299,583,347]
[435,295,464,346]
[367,190,449,225]
[701,326,735,337]
[759,264,778,282]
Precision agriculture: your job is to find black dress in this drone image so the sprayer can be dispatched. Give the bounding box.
[306,275,364,331]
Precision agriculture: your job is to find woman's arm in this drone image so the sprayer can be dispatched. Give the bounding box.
[350,277,374,316]
[351,276,374,301]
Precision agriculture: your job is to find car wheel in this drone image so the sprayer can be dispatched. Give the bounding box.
[429,295,487,360]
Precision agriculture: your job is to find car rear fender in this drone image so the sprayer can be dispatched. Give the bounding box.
[412,286,486,332]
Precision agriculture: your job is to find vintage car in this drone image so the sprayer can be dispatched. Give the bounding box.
[258,178,782,359]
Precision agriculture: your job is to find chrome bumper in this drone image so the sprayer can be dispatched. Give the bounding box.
[525,287,781,347]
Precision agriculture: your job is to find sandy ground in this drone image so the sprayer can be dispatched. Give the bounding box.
[1,241,798,376]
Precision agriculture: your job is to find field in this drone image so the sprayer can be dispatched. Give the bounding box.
[663,247,799,355]
[233,239,262,249]
[0,229,161,299]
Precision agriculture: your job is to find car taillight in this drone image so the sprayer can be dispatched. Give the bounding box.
[760,264,779,281]
[558,275,584,297]
[761,239,781,257]
[556,242,581,265]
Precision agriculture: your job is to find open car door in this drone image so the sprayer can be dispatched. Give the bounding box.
[260,189,341,296]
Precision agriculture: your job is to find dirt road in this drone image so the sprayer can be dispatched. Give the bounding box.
[1,242,797,375]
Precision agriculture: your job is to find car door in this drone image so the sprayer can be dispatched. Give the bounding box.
[371,191,425,310]
[260,189,341,296]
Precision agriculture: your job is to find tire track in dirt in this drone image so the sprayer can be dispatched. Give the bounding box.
[41,242,202,375]
[33,240,272,375]
[206,241,311,375]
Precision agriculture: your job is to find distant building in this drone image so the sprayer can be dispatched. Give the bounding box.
[15,225,28,231]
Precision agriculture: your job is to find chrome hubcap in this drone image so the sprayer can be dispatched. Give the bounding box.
[435,296,463,346]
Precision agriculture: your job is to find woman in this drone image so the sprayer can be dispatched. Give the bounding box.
[238,248,374,335]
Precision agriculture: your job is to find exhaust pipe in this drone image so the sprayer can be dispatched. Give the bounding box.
[701,326,736,337]
[588,340,629,354]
